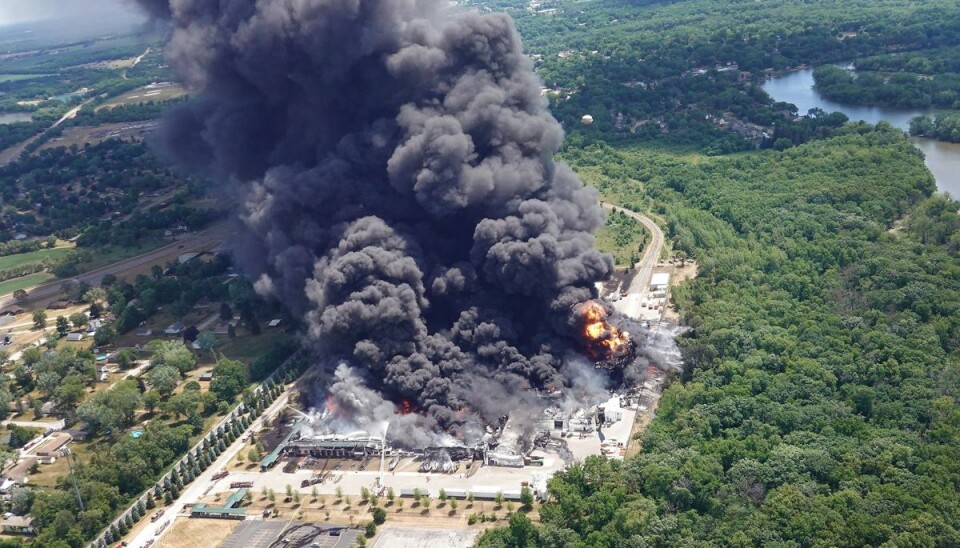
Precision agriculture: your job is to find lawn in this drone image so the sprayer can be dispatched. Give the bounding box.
[0,246,74,271]
[0,272,54,296]
[78,239,168,271]
[220,331,292,363]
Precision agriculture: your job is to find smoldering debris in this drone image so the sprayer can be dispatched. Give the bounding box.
[133,0,677,444]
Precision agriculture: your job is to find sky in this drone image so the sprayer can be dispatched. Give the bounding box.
[0,0,144,27]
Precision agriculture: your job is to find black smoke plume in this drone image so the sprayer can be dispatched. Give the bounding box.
[134,0,618,444]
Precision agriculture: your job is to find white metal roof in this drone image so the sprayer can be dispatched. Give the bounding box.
[650,272,670,287]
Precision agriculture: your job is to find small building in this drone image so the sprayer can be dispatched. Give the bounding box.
[164,323,183,335]
[65,332,84,342]
[177,252,200,264]
[598,395,623,425]
[400,488,431,498]
[4,457,37,484]
[48,301,70,310]
[1,515,35,535]
[189,488,248,520]
[0,307,25,317]
[199,372,213,382]
[35,433,71,464]
[267,319,282,328]
[650,272,670,292]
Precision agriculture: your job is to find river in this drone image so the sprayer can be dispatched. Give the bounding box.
[762,68,960,198]
[0,112,32,125]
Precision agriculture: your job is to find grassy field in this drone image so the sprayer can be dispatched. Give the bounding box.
[96,83,186,111]
[220,331,292,363]
[595,210,649,267]
[37,121,159,153]
[0,272,54,296]
[0,73,52,82]
[78,238,168,271]
[0,246,73,271]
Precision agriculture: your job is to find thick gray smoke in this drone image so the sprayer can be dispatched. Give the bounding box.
[135,0,619,445]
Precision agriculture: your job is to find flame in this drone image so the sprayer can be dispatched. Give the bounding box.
[400,400,413,415]
[578,300,631,360]
[324,395,339,416]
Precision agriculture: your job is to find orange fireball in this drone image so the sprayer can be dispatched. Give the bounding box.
[577,301,631,360]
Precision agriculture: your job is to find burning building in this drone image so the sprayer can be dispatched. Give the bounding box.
[576,300,637,370]
[132,0,670,450]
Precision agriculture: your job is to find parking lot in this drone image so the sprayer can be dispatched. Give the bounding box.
[222,521,360,548]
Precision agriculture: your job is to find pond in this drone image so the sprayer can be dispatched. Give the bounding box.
[763,67,959,198]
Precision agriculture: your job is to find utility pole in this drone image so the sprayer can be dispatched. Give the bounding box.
[377,422,390,494]
[61,447,84,511]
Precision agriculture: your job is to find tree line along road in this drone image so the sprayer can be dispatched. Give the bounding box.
[599,202,666,320]
[0,223,232,310]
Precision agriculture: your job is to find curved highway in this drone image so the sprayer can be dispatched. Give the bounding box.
[599,202,665,319]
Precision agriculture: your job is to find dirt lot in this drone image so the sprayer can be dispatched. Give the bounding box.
[156,517,240,548]
[661,260,698,323]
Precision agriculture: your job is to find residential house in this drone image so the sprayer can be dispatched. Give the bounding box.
[1,515,35,535]
[35,433,70,464]
[4,457,36,485]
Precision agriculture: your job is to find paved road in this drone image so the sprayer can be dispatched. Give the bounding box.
[3,419,64,431]
[0,99,95,167]
[600,202,665,320]
[0,223,231,309]
[125,390,292,548]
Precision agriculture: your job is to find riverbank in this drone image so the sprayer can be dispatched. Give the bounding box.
[763,67,959,197]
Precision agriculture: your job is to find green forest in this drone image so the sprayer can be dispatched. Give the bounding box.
[480,125,960,548]
[476,1,960,546]
[460,0,960,149]
[814,64,960,109]
[910,113,960,143]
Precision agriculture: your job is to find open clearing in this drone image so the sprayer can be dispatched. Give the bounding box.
[0,246,73,271]
[0,272,54,297]
[156,517,240,548]
[37,120,159,151]
[96,82,186,111]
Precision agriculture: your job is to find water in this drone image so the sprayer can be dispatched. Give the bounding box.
[763,68,959,198]
[0,112,32,124]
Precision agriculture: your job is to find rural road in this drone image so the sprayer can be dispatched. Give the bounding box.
[0,98,96,167]
[0,223,232,309]
[600,202,665,319]
[125,390,292,548]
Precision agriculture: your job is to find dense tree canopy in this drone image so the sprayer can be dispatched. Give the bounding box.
[480,125,960,546]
